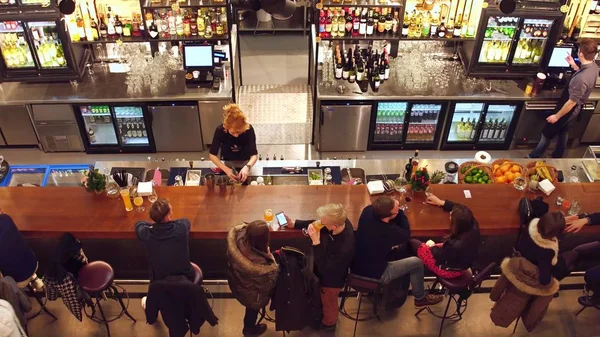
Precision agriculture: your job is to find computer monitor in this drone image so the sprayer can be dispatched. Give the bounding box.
[183,45,214,69]
[547,46,573,70]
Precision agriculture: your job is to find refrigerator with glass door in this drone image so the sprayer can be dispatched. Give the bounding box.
[404,103,446,150]
[75,104,156,154]
[0,16,88,81]
[460,8,562,78]
[441,102,522,150]
[368,101,408,150]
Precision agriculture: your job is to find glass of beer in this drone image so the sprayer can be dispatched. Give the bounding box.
[133,194,145,213]
[148,189,158,203]
[120,188,133,212]
[264,209,274,225]
[302,220,326,236]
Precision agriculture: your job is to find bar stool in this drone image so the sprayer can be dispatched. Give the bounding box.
[13,263,57,320]
[79,261,135,337]
[416,263,496,337]
[339,274,387,337]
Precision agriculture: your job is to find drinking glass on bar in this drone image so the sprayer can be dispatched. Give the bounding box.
[513,177,527,191]
[264,209,274,226]
[133,193,145,213]
[148,189,158,203]
[425,186,433,197]
[120,188,133,212]
[302,220,326,237]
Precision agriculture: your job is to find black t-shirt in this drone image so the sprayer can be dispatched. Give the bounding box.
[209,125,258,161]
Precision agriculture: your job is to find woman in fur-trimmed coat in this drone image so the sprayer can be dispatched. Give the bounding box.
[227,221,278,336]
[516,211,578,285]
[490,255,559,332]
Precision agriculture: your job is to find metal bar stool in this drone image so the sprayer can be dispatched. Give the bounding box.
[415,263,496,337]
[339,273,388,337]
[79,261,136,337]
[190,262,214,309]
[13,264,57,321]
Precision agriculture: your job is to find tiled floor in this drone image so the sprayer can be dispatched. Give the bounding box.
[24,288,600,337]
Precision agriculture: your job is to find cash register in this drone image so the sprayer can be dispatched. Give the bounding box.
[183,44,215,88]
[542,44,575,90]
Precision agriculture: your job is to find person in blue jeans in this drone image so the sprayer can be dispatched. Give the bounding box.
[352,196,443,308]
[565,213,600,307]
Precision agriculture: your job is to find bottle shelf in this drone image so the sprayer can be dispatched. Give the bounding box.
[70,34,228,44]
[319,0,403,7]
[156,34,228,41]
[142,0,226,8]
[71,36,148,44]
[319,35,474,41]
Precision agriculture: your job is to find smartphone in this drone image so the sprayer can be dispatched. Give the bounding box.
[276,212,288,227]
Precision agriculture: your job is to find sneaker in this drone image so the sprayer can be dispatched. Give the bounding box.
[141,296,147,310]
[578,295,600,309]
[414,294,444,308]
[242,323,267,337]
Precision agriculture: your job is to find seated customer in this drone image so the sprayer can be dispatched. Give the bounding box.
[284,204,354,330]
[565,213,600,307]
[352,197,443,308]
[0,211,43,290]
[136,198,194,282]
[413,195,481,279]
[517,211,578,285]
[227,220,278,337]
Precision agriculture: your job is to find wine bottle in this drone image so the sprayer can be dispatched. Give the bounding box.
[367,10,375,36]
[384,59,390,80]
[437,17,446,38]
[115,15,123,37]
[359,9,367,35]
[385,9,393,35]
[335,55,343,79]
[346,9,354,37]
[378,8,386,35]
[453,15,461,37]
[373,67,381,92]
[405,157,413,181]
[392,10,399,36]
[356,60,365,82]
[342,50,350,80]
[331,10,339,38]
[402,11,409,37]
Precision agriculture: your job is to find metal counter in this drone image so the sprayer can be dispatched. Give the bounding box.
[94,158,595,183]
[0,68,232,106]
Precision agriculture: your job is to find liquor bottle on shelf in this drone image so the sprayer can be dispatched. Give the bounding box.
[107,12,116,39]
[377,8,386,35]
[149,17,159,39]
[385,9,393,35]
[453,15,461,38]
[184,12,192,37]
[114,15,123,37]
[372,66,381,92]
[437,17,447,38]
[90,19,99,41]
[366,10,374,36]
[430,14,438,37]
[402,12,409,37]
[342,51,350,79]
[422,12,430,37]
[132,14,142,37]
[352,8,360,37]
[123,19,132,37]
[359,9,367,35]
[176,10,184,36]
[197,10,205,37]
[392,10,399,36]
[345,9,353,37]
[331,10,339,38]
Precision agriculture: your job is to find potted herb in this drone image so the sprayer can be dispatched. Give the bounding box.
[81,166,106,194]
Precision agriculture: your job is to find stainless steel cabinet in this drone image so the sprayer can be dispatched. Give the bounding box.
[0,105,38,146]
[198,100,231,147]
[319,104,372,152]
[149,103,204,152]
[32,104,84,152]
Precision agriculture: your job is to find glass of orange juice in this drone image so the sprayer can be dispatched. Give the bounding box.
[264,209,274,226]
[120,188,133,212]
[133,194,145,213]
[302,220,325,236]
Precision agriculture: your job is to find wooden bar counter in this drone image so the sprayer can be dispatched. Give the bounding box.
[3,183,600,239]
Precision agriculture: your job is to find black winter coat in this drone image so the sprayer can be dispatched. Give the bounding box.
[430,200,481,270]
[145,276,218,337]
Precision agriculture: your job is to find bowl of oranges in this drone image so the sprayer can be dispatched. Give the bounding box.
[492,159,526,185]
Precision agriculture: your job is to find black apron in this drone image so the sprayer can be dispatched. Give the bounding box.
[541,71,583,139]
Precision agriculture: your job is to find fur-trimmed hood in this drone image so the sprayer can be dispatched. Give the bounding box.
[227,224,278,277]
[500,257,559,296]
[528,218,559,266]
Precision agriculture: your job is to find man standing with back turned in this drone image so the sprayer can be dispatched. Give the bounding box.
[529,38,598,158]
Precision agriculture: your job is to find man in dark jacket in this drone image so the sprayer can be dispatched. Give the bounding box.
[0,212,40,289]
[285,203,354,331]
[136,198,194,282]
[352,197,443,308]
[145,275,218,337]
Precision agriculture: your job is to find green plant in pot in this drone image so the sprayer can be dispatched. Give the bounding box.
[81,166,106,193]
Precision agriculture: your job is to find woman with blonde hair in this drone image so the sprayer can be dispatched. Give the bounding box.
[209,104,258,182]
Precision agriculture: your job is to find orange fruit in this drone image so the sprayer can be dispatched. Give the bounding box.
[503,161,509,165]
[493,164,500,171]
[514,172,522,178]
[495,169,503,177]
[496,176,507,183]
[510,165,520,173]
[500,165,510,173]
[505,172,515,182]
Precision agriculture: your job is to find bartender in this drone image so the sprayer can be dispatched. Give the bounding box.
[529,38,599,158]
[208,104,258,183]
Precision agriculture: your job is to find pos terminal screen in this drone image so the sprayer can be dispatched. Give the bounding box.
[547,47,573,69]
[184,45,214,68]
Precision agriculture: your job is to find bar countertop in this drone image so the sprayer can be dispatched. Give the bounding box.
[0,69,232,106]
[2,158,598,239]
[317,79,600,102]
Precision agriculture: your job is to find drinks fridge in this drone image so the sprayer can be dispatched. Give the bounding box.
[441,102,522,150]
[0,15,88,81]
[75,104,156,153]
[0,165,48,187]
[460,8,562,78]
[44,165,89,187]
[368,101,445,150]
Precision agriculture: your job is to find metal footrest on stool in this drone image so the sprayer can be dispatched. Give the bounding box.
[339,274,388,337]
[83,284,136,337]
